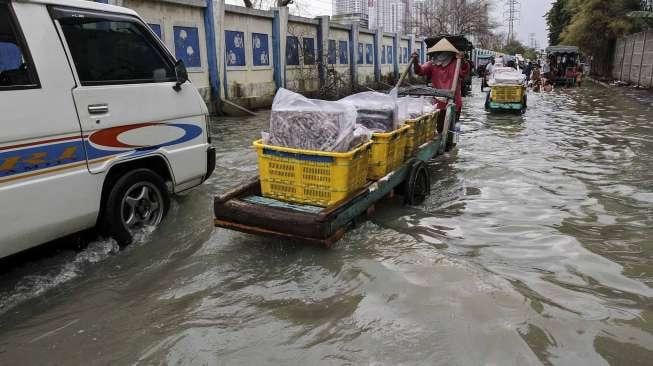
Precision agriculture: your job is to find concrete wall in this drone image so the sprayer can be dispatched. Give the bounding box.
[613,31,653,87]
[109,0,426,112]
[223,7,275,108]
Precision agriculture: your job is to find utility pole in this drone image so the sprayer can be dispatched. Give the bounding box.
[504,0,520,43]
[529,33,536,49]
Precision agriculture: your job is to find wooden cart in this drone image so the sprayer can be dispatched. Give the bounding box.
[214,97,457,247]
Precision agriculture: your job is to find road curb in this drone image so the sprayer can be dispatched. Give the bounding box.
[587,77,610,88]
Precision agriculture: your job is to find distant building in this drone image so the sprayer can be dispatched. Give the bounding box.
[411,0,427,35]
[369,0,409,33]
[332,0,369,28]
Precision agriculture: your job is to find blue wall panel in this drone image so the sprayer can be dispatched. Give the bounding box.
[286,36,300,66]
[339,40,348,64]
[225,30,245,67]
[252,33,270,66]
[174,26,201,68]
[303,38,315,65]
[328,40,336,64]
[365,44,373,64]
[148,24,162,39]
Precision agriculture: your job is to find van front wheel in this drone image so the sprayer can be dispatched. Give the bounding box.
[103,169,170,245]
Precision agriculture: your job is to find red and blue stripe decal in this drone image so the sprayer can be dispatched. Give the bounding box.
[0,122,203,180]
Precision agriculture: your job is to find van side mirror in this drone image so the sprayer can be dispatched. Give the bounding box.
[173,60,188,92]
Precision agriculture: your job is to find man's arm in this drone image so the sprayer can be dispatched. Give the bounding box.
[411,52,427,75]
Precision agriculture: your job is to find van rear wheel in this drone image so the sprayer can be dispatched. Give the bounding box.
[103,169,170,245]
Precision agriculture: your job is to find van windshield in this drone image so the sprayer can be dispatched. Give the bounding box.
[59,17,175,86]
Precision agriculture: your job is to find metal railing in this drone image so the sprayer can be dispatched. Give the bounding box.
[641,0,653,12]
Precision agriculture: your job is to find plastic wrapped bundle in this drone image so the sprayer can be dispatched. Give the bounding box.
[265,88,360,152]
[423,98,437,113]
[349,124,373,149]
[396,96,434,120]
[355,109,395,132]
[340,92,398,132]
[489,67,526,85]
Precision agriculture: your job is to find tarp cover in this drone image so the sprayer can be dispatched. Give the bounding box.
[546,45,580,54]
[489,67,526,86]
[340,91,399,132]
[265,88,364,152]
[396,96,435,120]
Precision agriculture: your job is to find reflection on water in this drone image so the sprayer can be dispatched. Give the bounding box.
[0,81,651,365]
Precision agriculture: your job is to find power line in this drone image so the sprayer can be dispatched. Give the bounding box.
[504,0,520,43]
[528,32,536,49]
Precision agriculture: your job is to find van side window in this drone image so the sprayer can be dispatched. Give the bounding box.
[59,17,175,86]
[0,4,38,89]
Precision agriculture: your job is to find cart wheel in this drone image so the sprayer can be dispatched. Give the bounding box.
[403,161,430,205]
[445,129,455,152]
[520,95,528,114]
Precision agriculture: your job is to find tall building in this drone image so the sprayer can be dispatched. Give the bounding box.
[411,0,427,35]
[332,0,369,28]
[369,0,408,33]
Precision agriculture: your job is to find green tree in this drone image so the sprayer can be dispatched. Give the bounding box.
[502,39,526,55]
[502,39,538,60]
[561,0,640,74]
[546,0,572,46]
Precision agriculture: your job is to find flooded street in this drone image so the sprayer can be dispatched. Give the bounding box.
[0,80,651,365]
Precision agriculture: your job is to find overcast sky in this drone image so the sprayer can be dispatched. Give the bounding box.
[492,0,553,49]
[227,0,554,48]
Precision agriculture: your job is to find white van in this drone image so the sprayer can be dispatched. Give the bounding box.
[0,0,215,258]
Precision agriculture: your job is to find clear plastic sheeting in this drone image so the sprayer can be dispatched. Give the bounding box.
[489,67,526,86]
[396,96,435,120]
[340,92,398,132]
[350,124,373,149]
[264,88,363,152]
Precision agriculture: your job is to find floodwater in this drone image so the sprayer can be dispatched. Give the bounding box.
[0,81,652,365]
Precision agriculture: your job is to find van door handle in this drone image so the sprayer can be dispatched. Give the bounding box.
[88,104,109,114]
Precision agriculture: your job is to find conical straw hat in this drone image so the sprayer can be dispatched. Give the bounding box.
[427,38,459,54]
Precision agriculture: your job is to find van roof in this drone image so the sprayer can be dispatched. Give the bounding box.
[17,0,138,16]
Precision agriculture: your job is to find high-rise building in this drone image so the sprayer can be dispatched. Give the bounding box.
[411,0,427,35]
[369,0,408,33]
[332,0,369,28]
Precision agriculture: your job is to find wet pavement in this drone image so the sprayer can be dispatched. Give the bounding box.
[0,80,652,365]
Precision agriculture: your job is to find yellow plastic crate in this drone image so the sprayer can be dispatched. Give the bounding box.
[368,125,410,180]
[490,85,523,103]
[425,111,441,140]
[254,140,372,207]
[405,115,430,154]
